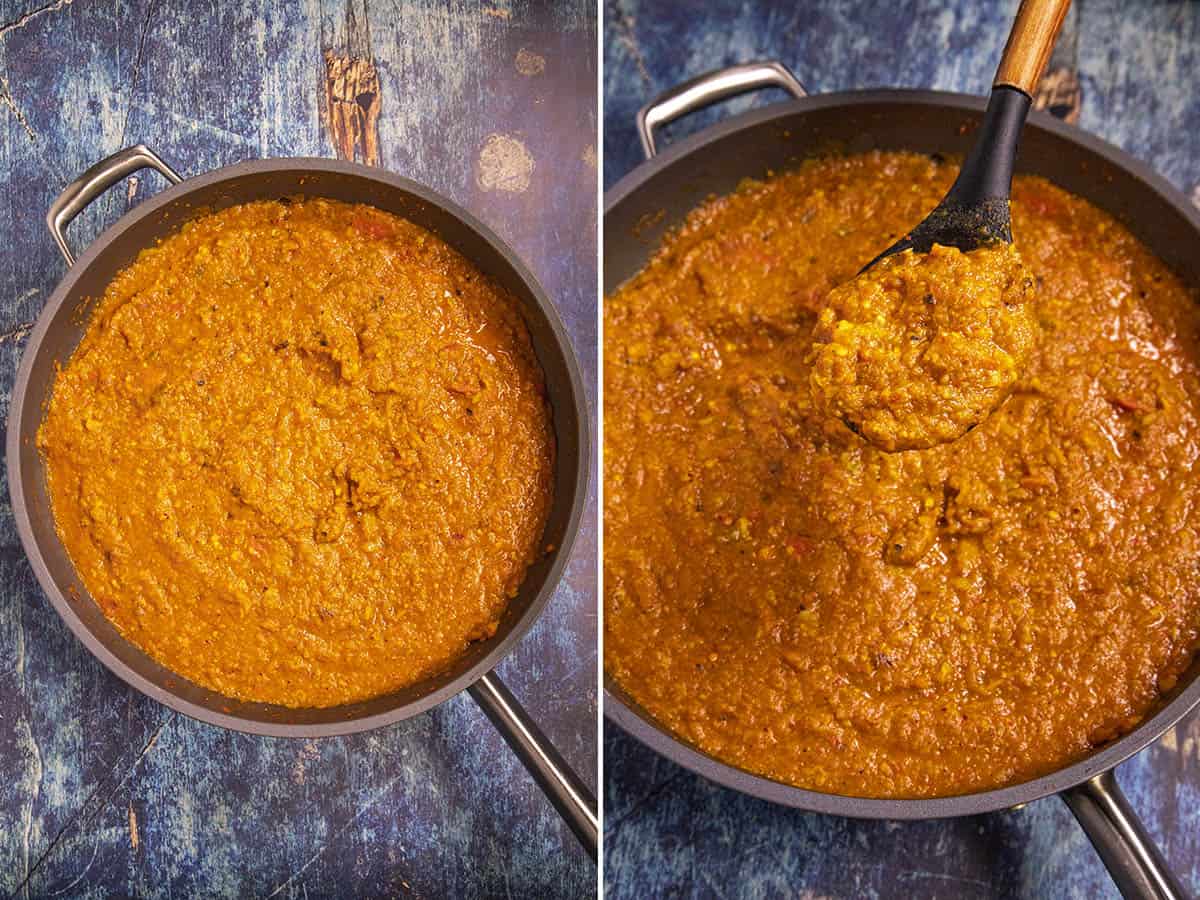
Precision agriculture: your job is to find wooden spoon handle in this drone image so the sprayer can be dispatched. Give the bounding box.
[994,0,1072,95]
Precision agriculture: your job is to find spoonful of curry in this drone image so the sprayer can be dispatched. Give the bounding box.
[810,0,1070,452]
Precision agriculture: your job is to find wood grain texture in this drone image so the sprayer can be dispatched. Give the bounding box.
[994,0,1071,94]
[0,0,597,896]
[603,0,1200,897]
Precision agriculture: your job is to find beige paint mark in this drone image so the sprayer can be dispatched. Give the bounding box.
[291,739,320,785]
[483,5,511,20]
[323,52,381,166]
[0,321,33,345]
[1191,184,1200,210]
[126,175,139,206]
[128,800,139,850]
[515,48,545,76]
[1182,720,1200,761]
[582,144,596,171]
[1162,727,1179,753]
[477,133,534,193]
[1034,67,1082,125]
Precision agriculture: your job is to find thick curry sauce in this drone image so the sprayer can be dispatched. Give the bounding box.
[604,151,1200,798]
[811,242,1037,452]
[39,199,554,708]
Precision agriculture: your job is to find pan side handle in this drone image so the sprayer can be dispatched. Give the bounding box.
[1061,769,1190,900]
[468,671,598,860]
[636,60,806,159]
[47,144,183,266]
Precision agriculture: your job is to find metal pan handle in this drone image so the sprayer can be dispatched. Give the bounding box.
[468,672,598,859]
[635,60,807,158]
[47,143,182,266]
[1062,769,1189,899]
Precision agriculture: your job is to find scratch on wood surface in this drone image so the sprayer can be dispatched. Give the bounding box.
[0,71,36,140]
[126,175,139,206]
[0,0,75,38]
[48,835,101,897]
[11,715,174,898]
[607,0,651,87]
[129,100,250,146]
[16,715,42,900]
[0,320,34,345]
[322,53,381,166]
[603,768,689,834]
[117,0,159,150]
[265,775,403,898]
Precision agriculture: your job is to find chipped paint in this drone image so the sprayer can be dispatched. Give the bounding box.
[515,47,546,76]
[322,53,381,166]
[477,132,534,193]
[1036,67,1083,125]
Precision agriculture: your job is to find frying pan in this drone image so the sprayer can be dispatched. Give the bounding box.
[7,145,597,858]
[604,61,1200,898]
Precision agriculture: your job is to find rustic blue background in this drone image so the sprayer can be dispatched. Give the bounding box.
[0,0,597,897]
[604,1,1200,898]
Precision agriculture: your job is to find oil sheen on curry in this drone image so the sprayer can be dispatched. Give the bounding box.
[39,199,553,709]
[604,151,1200,799]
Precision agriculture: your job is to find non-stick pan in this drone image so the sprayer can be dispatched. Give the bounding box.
[8,145,597,858]
[604,61,1200,898]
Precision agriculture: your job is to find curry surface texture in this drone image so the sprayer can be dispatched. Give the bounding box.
[811,242,1037,452]
[39,198,554,708]
[604,151,1200,799]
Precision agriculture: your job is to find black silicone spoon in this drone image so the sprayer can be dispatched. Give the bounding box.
[862,0,1071,272]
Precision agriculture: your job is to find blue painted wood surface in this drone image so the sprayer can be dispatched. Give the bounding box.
[603,1,1200,897]
[0,0,597,896]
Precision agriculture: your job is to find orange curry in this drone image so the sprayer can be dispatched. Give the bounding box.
[604,151,1200,798]
[39,198,554,708]
[811,242,1037,451]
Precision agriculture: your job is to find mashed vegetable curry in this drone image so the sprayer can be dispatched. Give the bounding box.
[39,199,554,708]
[604,151,1200,798]
[811,242,1037,451]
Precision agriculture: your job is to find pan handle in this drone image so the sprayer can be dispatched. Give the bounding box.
[636,60,807,158]
[468,671,598,860]
[47,144,183,266]
[1061,769,1189,900]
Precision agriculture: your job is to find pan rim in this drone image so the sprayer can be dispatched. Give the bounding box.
[602,86,1200,817]
[8,155,590,738]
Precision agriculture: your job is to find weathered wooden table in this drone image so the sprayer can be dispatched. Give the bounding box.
[0,1,596,896]
[603,1,1200,897]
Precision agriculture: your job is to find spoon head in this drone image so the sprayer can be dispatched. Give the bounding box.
[861,197,1013,274]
